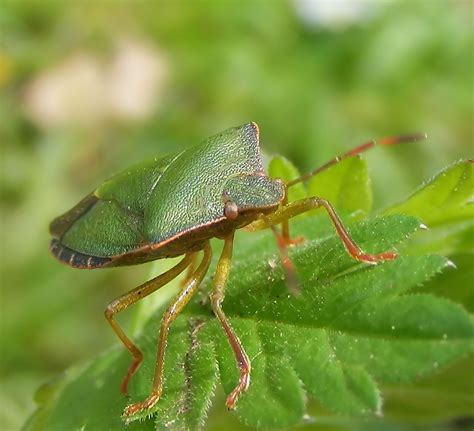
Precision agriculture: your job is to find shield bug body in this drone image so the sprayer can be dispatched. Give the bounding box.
[49,123,424,418]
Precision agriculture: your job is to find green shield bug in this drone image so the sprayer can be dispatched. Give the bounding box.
[49,122,425,418]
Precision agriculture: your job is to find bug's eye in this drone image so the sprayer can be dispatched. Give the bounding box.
[224,201,239,220]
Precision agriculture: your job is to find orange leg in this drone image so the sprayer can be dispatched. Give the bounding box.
[280,189,303,246]
[249,197,397,264]
[267,222,300,296]
[281,189,290,241]
[123,242,212,418]
[105,254,193,394]
[210,232,251,409]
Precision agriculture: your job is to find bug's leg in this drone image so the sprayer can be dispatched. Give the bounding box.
[266,222,300,295]
[279,189,305,246]
[105,254,194,394]
[281,190,290,241]
[210,232,251,409]
[250,197,397,263]
[180,252,197,287]
[123,242,212,418]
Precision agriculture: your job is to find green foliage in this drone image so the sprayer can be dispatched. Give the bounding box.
[308,156,372,216]
[385,160,473,226]
[24,159,474,430]
[385,160,474,257]
[2,2,472,430]
[268,155,306,202]
[268,155,372,218]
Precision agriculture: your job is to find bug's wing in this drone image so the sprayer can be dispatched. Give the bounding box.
[50,153,181,258]
[144,123,265,243]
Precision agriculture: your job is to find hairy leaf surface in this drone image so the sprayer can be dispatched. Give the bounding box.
[25,160,474,430]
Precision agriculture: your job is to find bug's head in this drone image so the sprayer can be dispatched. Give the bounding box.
[221,174,285,221]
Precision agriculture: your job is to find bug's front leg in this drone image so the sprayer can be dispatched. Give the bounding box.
[249,197,397,264]
[279,187,304,246]
[210,232,251,409]
[123,243,212,418]
[105,253,194,394]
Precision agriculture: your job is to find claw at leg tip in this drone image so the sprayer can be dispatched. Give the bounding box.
[123,393,161,418]
[383,251,398,260]
[226,397,236,410]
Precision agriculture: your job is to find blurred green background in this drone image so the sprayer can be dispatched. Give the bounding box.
[1,1,472,430]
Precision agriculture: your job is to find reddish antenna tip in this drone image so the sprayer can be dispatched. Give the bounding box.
[379,132,428,146]
[408,132,428,142]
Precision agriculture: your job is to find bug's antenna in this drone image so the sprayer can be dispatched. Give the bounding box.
[268,224,300,296]
[287,132,428,187]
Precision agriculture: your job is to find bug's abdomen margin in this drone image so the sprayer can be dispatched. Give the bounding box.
[50,238,112,269]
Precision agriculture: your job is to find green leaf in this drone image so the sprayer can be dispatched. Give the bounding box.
[268,155,306,202]
[384,160,474,257]
[25,162,474,430]
[308,156,373,215]
[24,216,474,430]
[23,350,155,431]
[417,253,474,314]
[385,160,473,226]
[381,355,474,423]
[151,317,219,431]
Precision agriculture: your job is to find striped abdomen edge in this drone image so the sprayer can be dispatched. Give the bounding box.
[50,239,112,269]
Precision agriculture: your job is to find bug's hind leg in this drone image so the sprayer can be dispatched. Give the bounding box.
[210,232,251,409]
[105,254,194,394]
[250,197,397,264]
[123,242,212,418]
